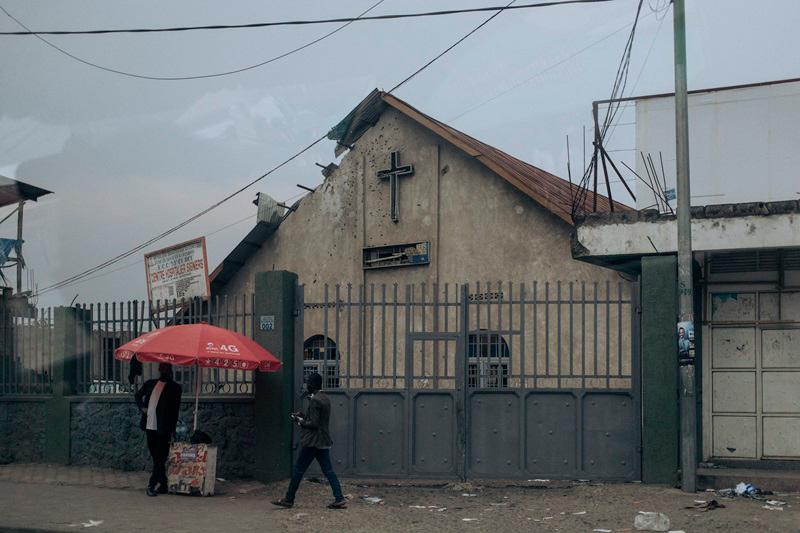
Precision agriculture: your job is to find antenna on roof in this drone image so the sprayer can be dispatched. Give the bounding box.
[566,135,574,208]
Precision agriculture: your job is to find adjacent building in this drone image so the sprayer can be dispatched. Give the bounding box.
[573,78,800,484]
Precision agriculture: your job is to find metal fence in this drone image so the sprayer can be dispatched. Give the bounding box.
[75,295,256,395]
[0,306,54,395]
[297,280,640,480]
[299,280,634,391]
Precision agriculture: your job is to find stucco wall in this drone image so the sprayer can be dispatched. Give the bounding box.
[0,399,46,463]
[220,107,620,298]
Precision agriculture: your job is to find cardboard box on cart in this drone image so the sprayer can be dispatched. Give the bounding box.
[167,442,217,496]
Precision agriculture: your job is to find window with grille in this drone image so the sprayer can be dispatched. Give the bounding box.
[467,332,510,388]
[303,335,340,389]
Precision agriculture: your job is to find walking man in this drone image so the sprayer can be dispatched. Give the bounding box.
[273,372,346,509]
[134,362,182,497]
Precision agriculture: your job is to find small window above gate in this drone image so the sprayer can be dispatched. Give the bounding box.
[303,335,340,389]
[467,332,510,388]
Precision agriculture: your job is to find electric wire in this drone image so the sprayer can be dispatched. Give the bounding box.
[0,0,614,36]
[35,134,327,295]
[571,0,644,217]
[34,0,520,296]
[390,0,516,92]
[448,14,648,123]
[603,5,668,145]
[49,190,308,292]
[0,1,387,81]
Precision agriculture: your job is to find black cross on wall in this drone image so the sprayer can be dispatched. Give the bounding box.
[376,151,414,223]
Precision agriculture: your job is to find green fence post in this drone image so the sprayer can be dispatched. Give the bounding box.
[640,256,680,484]
[44,306,85,464]
[252,271,297,482]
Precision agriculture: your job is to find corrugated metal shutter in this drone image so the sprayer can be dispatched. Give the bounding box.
[710,248,800,273]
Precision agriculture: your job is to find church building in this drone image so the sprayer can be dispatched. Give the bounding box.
[207,90,640,481]
[212,89,626,298]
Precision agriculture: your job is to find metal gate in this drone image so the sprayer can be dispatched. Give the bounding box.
[295,281,640,480]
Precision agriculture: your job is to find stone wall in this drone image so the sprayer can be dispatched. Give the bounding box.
[69,398,255,478]
[0,400,46,463]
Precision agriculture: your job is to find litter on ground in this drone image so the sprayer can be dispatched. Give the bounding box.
[361,496,385,505]
[685,499,725,511]
[634,511,670,531]
[68,520,104,529]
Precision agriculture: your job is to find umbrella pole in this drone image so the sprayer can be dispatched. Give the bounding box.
[193,362,201,432]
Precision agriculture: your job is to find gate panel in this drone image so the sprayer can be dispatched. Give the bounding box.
[582,392,637,478]
[327,391,351,472]
[407,335,460,477]
[412,392,456,474]
[526,392,578,476]
[469,392,521,476]
[353,392,405,475]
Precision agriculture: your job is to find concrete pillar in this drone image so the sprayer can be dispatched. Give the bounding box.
[641,256,679,484]
[44,306,86,464]
[252,271,297,483]
[0,288,11,366]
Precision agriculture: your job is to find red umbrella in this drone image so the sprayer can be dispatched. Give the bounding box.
[115,323,281,430]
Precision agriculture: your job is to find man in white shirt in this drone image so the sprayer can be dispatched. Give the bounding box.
[134,363,182,497]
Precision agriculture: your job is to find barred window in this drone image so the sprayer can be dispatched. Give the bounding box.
[467,332,510,388]
[303,335,340,389]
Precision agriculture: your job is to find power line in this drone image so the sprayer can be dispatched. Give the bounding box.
[35,134,327,295]
[47,190,308,293]
[0,0,614,36]
[0,1,387,81]
[448,15,646,123]
[571,0,645,216]
[34,0,519,296]
[603,6,668,145]
[390,0,517,92]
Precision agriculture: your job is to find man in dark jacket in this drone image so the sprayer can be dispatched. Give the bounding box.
[272,372,346,509]
[134,362,182,497]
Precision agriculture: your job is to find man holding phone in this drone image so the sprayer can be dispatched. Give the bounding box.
[272,372,346,509]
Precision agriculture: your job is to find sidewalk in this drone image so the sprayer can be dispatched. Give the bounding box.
[1,463,799,532]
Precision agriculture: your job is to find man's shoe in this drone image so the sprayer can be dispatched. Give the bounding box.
[156,484,169,494]
[327,499,347,509]
[146,487,158,497]
[272,499,293,508]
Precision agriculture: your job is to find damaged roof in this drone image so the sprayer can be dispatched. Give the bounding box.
[329,89,629,225]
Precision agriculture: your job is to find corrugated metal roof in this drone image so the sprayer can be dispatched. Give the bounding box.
[329,90,628,225]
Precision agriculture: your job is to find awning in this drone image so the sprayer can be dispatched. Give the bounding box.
[0,175,53,208]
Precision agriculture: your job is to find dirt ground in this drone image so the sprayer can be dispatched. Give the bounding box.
[1,477,799,532]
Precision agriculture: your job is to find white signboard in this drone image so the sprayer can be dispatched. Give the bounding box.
[145,237,210,302]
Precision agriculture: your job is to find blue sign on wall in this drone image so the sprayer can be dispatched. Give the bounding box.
[260,315,275,331]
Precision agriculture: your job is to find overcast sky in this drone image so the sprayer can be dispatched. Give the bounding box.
[1,0,798,307]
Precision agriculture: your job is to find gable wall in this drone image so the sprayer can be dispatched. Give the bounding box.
[218,108,621,300]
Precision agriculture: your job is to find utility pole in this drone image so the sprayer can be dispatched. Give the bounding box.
[673,0,696,492]
[15,200,24,295]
